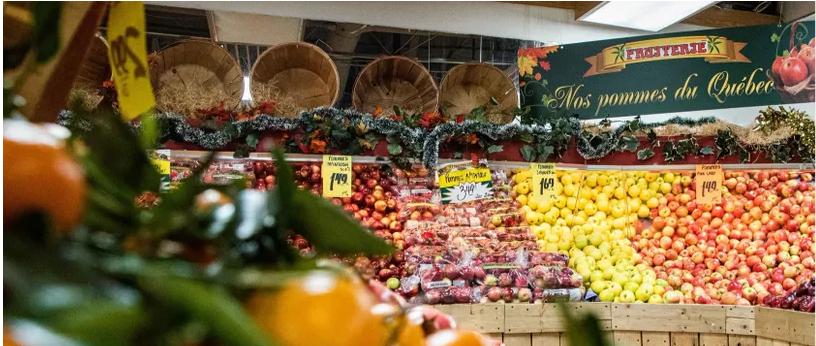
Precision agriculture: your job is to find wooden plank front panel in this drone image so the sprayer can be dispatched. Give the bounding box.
[726,317,756,336]
[728,335,757,346]
[642,332,671,346]
[532,333,561,346]
[541,303,613,332]
[755,337,774,346]
[614,331,643,346]
[755,308,814,346]
[672,333,701,346]
[612,305,727,333]
[504,333,533,346]
[700,334,729,346]
[470,304,506,333]
[505,304,544,333]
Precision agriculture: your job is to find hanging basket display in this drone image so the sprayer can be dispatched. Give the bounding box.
[352,56,438,116]
[439,63,518,124]
[149,40,243,115]
[250,42,340,117]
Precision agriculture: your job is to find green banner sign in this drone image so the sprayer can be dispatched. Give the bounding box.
[519,21,815,119]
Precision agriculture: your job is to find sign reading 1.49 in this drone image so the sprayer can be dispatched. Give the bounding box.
[322,155,352,198]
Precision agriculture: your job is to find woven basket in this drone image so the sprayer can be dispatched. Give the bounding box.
[149,40,243,110]
[73,34,110,90]
[251,42,339,116]
[440,63,518,123]
[352,56,438,115]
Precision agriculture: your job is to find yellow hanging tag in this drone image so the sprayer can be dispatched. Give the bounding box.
[695,164,723,204]
[531,163,557,202]
[107,2,155,120]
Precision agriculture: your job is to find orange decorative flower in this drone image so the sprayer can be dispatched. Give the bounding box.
[309,138,327,153]
[534,73,542,81]
[373,105,384,117]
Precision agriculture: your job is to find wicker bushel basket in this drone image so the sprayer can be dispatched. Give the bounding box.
[352,56,438,115]
[73,34,110,90]
[149,40,243,112]
[439,63,518,124]
[251,42,339,117]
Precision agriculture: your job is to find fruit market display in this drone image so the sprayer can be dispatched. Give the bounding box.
[205,153,816,310]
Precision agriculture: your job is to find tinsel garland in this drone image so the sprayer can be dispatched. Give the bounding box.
[421,120,558,168]
[575,116,718,160]
[59,107,810,167]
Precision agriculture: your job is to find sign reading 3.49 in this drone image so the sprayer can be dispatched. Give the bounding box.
[695,164,723,204]
[107,2,155,120]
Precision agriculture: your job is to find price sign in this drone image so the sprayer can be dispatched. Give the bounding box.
[322,155,352,197]
[531,163,557,201]
[695,164,723,204]
[107,2,155,120]
[151,150,171,191]
[437,161,494,204]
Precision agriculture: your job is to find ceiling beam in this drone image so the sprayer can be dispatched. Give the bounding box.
[682,6,779,28]
[504,1,781,28]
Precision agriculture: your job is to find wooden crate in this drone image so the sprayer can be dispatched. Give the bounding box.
[441,303,814,346]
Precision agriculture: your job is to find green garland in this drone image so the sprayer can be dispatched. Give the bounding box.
[58,107,814,167]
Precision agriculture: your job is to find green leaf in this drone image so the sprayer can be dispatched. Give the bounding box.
[699,146,714,156]
[519,133,534,143]
[290,190,392,256]
[387,143,403,155]
[770,33,780,43]
[520,145,536,162]
[139,113,159,150]
[637,148,655,160]
[272,149,295,231]
[487,145,504,154]
[619,136,639,152]
[139,277,271,346]
[246,133,260,148]
[46,300,145,346]
[536,145,554,162]
[392,105,403,116]
[31,2,62,63]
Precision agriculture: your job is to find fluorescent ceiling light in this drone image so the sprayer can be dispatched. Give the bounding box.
[241,76,252,101]
[579,1,715,32]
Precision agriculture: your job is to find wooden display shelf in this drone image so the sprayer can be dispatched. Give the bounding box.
[434,303,814,346]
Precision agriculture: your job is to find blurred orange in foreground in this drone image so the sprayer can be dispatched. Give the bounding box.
[245,271,389,346]
[3,120,86,232]
[426,329,493,346]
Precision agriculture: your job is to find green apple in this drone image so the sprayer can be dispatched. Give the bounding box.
[655,279,669,287]
[607,282,623,295]
[612,272,628,286]
[574,235,588,249]
[590,270,604,283]
[648,294,664,304]
[590,280,607,294]
[386,277,400,290]
[624,282,640,293]
[635,284,653,302]
[598,289,616,302]
[619,290,636,303]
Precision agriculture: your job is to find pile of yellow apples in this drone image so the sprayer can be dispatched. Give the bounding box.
[510,169,679,303]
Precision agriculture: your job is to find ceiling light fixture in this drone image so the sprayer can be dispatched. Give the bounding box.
[578,1,716,32]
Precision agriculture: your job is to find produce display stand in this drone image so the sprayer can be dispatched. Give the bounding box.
[435,304,814,346]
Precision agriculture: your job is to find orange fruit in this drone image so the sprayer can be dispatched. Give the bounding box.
[4,326,19,346]
[396,309,427,346]
[3,120,85,232]
[245,271,388,346]
[426,330,492,346]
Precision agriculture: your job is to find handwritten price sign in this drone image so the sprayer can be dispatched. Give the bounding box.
[531,163,557,201]
[695,164,723,204]
[107,2,155,120]
[322,155,352,197]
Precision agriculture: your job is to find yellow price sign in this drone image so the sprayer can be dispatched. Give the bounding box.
[151,158,170,175]
[695,164,723,204]
[107,2,155,120]
[322,155,352,198]
[531,163,557,201]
